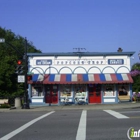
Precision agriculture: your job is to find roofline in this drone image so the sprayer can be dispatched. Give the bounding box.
[27,52,135,57]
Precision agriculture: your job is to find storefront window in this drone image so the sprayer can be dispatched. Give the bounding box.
[103,84,115,97]
[74,84,86,98]
[32,85,44,97]
[60,85,72,97]
[118,84,129,96]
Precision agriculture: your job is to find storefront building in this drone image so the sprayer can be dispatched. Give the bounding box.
[27,51,134,105]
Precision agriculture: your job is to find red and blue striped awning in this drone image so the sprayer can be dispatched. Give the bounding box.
[37,73,133,84]
[28,74,44,84]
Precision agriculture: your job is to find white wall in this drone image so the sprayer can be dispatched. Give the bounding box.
[29,55,131,74]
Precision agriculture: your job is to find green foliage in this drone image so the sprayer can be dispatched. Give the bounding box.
[131,63,140,71]
[131,63,140,92]
[132,75,140,92]
[0,27,42,98]
[0,103,10,108]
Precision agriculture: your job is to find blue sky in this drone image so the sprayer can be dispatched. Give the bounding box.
[1,0,140,65]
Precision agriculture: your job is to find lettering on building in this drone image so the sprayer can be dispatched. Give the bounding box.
[55,59,105,65]
[108,59,124,65]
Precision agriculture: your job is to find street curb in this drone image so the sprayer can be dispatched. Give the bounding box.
[0,102,139,112]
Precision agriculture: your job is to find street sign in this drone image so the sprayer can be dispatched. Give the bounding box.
[0,38,5,43]
[18,75,25,83]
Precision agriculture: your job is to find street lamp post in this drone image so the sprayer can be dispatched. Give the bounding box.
[0,38,30,109]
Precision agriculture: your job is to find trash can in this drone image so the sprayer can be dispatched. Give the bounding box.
[15,97,21,108]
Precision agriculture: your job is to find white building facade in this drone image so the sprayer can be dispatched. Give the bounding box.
[27,51,134,105]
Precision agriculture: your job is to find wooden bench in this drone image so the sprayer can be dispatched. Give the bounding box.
[0,99,8,104]
[118,95,130,101]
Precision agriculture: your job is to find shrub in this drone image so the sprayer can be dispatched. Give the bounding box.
[0,103,10,108]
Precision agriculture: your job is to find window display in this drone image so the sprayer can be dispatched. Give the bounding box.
[32,85,44,97]
[118,84,129,96]
[60,85,72,97]
[74,84,86,98]
[103,84,115,97]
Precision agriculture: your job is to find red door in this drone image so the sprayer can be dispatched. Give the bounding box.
[88,84,96,103]
[45,85,58,104]
[88,84,101,103]
[51,85,58,104]
[45,85,51,103]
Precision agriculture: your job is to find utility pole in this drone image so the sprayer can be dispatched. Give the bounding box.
[22,38,30,109]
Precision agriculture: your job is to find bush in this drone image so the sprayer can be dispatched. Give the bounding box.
[0,103,10,108]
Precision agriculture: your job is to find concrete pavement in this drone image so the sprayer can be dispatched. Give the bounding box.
[30,102,140,111]
[0,102,140,112]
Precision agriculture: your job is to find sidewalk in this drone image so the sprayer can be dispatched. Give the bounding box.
[30,102,140,111]
[0,102,139,112]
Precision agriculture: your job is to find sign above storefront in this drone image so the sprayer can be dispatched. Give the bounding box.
[54,59,106,65]
[35,58,124,65]
[36,59,52,65]
[108,59,124,65]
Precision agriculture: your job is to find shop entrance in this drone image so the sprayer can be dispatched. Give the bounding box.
[88,84,101,103]
[45,85,58,104]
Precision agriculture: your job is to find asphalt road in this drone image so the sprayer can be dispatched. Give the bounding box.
[0,108,140,140]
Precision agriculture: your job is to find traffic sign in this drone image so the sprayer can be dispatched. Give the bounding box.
[0,38,5,43]
[18,75,25,83]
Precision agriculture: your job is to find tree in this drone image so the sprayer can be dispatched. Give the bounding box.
[0,27,42,98]
[130,63,140,92]
[131,63,140,71]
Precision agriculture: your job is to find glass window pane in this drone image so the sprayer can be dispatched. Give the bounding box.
[32,85,44,97]
[118,84,129,96]
[74,84,86,97]
[60,85,72,97]
[103,84,115,97]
